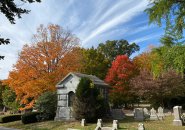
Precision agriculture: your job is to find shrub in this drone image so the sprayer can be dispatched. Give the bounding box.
[35,91,57,121]
[21,112,40,124]
[2,87,20,113]
[0,114,21,123]
[73,77,105,122]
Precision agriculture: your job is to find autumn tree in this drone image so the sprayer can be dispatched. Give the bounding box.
[97,40,139,62]
[105,55,138,107]
[131,69,185,108]
[80,47,109,79]
[132,48,185,108]
[4,24,82,110]
[0,0,41,59]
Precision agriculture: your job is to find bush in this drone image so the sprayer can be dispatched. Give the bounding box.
[21,112,40,124]
[73,77,105,122]
[2,87,20,113]
[0,114,21,123]
[35,91,57,121]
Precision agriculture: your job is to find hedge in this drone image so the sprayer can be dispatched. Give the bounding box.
[21,112,40,124]
[0,114,21,123]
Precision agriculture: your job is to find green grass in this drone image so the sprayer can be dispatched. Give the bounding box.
[0,116,185,130]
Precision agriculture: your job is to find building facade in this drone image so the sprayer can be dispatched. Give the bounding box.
[54,72,109,121]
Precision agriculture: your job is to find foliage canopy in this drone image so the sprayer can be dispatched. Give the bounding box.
[145,0,185,38]
[4,24,82,110]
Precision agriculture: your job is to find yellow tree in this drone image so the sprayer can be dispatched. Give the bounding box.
[4,24,83,110]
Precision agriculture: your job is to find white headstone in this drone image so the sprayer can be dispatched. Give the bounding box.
[112,120,119,129]
[150,108,159,120]
[143,108,150,118]
[81,119,86,126]
[173,106,183,126]
[157,107,164,120]
[134,108,144,121]
[138,123,145,130]
[97,119,103,127]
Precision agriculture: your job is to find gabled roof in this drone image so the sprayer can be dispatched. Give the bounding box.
[56,72,109,88]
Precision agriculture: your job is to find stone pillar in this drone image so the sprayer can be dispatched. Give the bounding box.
[112,120,119,129]
[97,119,103,127]
[138,123,145,130]
[81,119,86,126]
[173,106,183,126]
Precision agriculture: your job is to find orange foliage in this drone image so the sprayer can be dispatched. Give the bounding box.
[4,24,83,110]
[133,52,152,72]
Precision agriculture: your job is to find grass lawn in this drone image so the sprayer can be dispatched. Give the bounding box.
[0,116,185,130]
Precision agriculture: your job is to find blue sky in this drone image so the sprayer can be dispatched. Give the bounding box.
[0,0,164,79]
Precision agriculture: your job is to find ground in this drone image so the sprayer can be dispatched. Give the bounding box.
[0,116,185,130]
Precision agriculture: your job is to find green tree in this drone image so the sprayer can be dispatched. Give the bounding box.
[151,44,185,77]
[81,48,109,79]
[35,91,57,120]
[97,39,139,62]
[0,0,41,59]
[0,81,6,109]
[2,87,20,113]
[73,77,105,122]
[145,0,185,38]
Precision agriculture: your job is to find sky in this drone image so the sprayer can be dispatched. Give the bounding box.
[0,0,164,80]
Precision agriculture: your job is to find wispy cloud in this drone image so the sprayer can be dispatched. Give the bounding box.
[81,0,148,45]
[0,0,163,79]
[130,33,161,44]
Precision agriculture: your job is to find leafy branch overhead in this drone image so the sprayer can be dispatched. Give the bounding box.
[0,0,41,24]
[145,0,185,38]
[0,0,41,59]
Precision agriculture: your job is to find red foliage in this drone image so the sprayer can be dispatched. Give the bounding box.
[105,55,137,97]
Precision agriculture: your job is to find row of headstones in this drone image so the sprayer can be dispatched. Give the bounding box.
[134,107,164,121]
[81,119,119,130]
[134,106,185,126]
[81,119,145,130]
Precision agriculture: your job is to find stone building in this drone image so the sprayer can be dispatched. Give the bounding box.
[54,72,110,121]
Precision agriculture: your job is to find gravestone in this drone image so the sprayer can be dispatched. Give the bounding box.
[2,107,6,113]
[134,108,144,121]
[138,123,145,130]
[150,108,158,120]
[143,108,150,119]
[157,107,164,120]
[112,120,119,129]
[111,109,125,119]
[173,106,183,126]
[97,119,103,127]
[81,119,86,126]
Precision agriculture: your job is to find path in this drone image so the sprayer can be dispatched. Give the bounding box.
[0,127,19,130]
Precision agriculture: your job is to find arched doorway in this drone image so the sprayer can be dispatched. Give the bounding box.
[68,91,75,107]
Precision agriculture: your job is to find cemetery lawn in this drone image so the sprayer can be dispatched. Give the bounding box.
[0,116,185,130]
